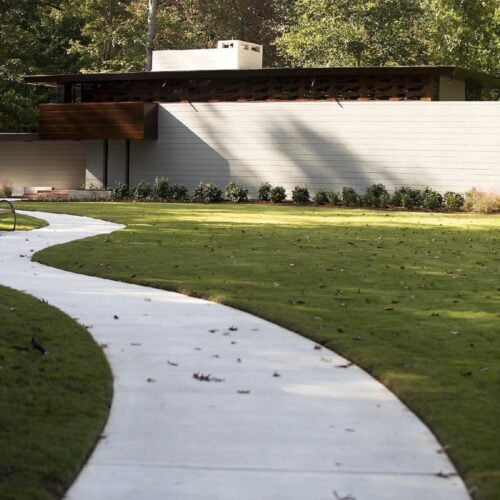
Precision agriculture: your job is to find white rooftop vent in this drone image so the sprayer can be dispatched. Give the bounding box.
[152,40,263,72]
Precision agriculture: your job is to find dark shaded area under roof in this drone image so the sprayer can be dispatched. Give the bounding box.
[25,66,500,88]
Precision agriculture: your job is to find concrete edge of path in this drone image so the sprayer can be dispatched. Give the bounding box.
[0,210,471,500]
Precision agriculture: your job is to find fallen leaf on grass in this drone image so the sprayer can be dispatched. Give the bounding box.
[31,337,47,355]
[11,345,29,352]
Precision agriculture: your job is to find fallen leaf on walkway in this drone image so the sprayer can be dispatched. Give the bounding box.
[146,378,156,383]
[336,362,353,369]
[167,360,178,367]
[314,344,322,350]
[193,372,224,382]
[99,343,108,349]
[209,329,218,333]
[113,315,119,320]
[436,471,457,479]
[237,390,250,394]
[273,372,281,377]
[130,343,142,346]
[228,326,238,331]
[333,491,356,500]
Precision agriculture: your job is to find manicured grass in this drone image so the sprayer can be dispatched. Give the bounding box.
[0,212,48,231]
[0,285,112,500]
[22,202,500,498]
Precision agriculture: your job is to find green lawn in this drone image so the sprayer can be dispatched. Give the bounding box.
[0,212,48,231]
[21,201,500,499]
[0,285,112,500]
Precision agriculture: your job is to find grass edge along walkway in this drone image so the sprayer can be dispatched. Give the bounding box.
[20,201,500,499]
[0,284,112,500]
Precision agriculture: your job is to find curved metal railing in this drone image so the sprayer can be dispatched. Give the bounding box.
[0,199,16,231]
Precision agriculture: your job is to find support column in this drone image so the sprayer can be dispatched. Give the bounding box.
[125,139,131,187]
[103,140,109,188]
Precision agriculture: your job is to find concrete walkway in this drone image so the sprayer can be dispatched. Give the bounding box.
[0,211,469,500]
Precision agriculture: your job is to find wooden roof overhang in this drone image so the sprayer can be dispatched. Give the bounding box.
[24,66,500,103]
[38,102,158,140]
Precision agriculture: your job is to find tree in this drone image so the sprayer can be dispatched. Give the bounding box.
[274,0,431,67]
[424,0,499,75]
[145,0,157,71]
[0,0,83,131]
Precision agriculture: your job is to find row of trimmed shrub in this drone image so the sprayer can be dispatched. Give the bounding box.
[112,178,499,213]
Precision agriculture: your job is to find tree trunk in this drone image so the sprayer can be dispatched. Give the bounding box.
[145,0,157,71]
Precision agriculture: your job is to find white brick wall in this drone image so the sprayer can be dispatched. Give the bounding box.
[0,140,86,194]
[130,101,500,196]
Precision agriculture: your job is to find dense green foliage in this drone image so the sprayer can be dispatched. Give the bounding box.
[21,201,500,498]
[0,284,112,499]
[0,0,498,130]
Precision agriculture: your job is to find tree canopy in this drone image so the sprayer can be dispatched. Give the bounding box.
[0,0,498,130]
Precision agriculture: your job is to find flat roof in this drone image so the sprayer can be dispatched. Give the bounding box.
[24,66,500,88]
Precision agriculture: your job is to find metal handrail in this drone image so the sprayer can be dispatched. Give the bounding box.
[0,199,16,231]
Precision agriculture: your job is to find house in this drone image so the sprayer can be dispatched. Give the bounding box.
[1,41,499,198]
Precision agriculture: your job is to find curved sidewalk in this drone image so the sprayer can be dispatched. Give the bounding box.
[0,211,469,500]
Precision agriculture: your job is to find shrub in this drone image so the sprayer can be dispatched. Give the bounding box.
[363,184,389,207]
[169,184,189,201]
[313,189,329,205]
[379,192,392,208]
[257,182,272,201]
[270,185,286,203]
[0,180,12,197]
[111,181,129,200]
[224,182,248,203]
[327,191,341,205]
[444,192,465,211]
[193,182,223,203]
[342,186,360,206]
[153,176,170,200]
[464,188,500,213]
[422,188,443,210]
[392,186,422,208]
[132,180,152,200]
[291,186,310,204]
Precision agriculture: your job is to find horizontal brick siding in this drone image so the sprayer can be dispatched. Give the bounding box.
[130,101,500,196]
[0,141,86,194]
